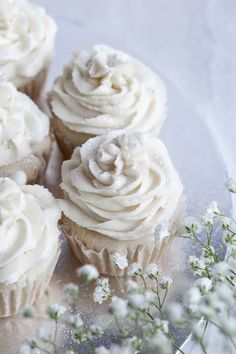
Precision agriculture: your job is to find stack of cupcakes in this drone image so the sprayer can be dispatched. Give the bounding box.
[0,0,60,317]
[0,0,183,317]
[49,45,183,276]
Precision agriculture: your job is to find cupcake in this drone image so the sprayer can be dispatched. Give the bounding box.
[0,81,51,184]
[0,0,57,101]
[50,45,167,158]
[59,131,183,276]
[0,177,61,317]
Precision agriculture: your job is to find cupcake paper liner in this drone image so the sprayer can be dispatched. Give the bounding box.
[61,217,172,277]
[52,116,95,159]
[18,67,49,103]
[0,247,61,317]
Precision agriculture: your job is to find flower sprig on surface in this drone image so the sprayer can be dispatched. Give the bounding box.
[19,179,236,354]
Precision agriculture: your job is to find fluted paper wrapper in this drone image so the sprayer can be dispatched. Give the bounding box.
[18,67,49,103]
[52,116,95,159]
[0,247,60,317]
[61,217,173,277]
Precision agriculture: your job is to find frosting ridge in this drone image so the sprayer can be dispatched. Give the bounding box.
[0,81,49,167]
[51,45,167,136]
[59,131,183,241]
[0,0,57,87]
[0,177,61,284]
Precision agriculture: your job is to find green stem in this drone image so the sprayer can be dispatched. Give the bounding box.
[199,339,208,354]
[114,268,125,294]
[161,288,168,307]
[156,289,164,319]
[139,274,147,292]
[172,341,185,354]
[226,276,235,287]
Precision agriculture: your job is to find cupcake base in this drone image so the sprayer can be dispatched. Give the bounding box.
[18,67,49,103]
[0,247,61,317]
[60,215,178,277]
[0,135,52,184]
[52,116,95,159]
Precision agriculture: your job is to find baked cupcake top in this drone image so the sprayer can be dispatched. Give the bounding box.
[0,0,57,87]
[59,131,183,241]
[0,177,61,284]
[51,45,167,136]
[0,81,49,167]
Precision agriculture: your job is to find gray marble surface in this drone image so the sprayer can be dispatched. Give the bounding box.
[33,1,236,353]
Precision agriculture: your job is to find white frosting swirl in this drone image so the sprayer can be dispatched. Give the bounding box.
[0,0,57,87]
[59,131,183,241]
[51,45,167,136]
[0,177,61,284]
[0,81,49,167]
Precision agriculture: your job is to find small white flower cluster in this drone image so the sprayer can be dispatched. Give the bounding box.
[93,278,111,304]
[76,264,99,282]
[226,178,236,193]
[154,221,170,247]
[111,253,128,270]
[47,303,66,320]
[18,184,236,354]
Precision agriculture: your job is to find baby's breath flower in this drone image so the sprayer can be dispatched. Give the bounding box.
[69,314,86,343]
[222,231,236,245]
[149,332,172,354]
[184,216,202,234]
[226,178,236,193]
[145,263,159,279]
[127,263,142,276]
[185,287,201,309]
[189,256,207,276]
[154,221,170,246]
[93,278,111,304]
[221,216,231,229]
[123,336,143,354]
[47,304,66,320]
[159,275,173,289]
[201,245,217,264]
[228,245,236,259]
[144,291,157,305]
[18,344,32,354]
[63,283,79,298]
[204,292,224,312]
[167,303,185,324]
[76,264,99,282]
[26,340,37,350]
[195,277,212,294]
[212,261,230,280]
[154,318,169,334]
[215,283,234,307]
[20,306,34,319]
[95,345,133,354]
[201,213,214,227]
[111,253,128,270]
[198,304,216,320]
[128,293,148,311]
[69,314,84,329]
[109,296,128,318]
[37,327,52,343]
[126,279,139,293]
[88,324,103,339]
[192,324,204,341]
[206,201,221,217]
